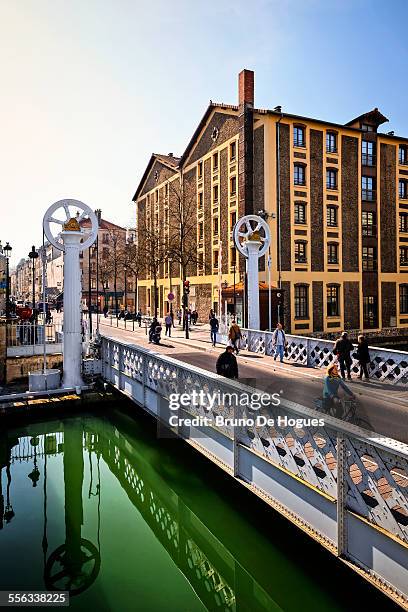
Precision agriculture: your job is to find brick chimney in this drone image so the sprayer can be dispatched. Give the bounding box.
[238,69,254,107]
[238,69,254,217]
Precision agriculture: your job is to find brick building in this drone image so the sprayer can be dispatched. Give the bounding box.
[132,69,408,334]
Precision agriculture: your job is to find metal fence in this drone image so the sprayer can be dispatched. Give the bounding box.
[217,328,408,386]
[101,335,408,606]
[7,323,63,356]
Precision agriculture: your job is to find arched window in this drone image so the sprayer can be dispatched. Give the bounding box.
[326,168,338,190]
[294,201,306,224]
[294,284,309,319]
[294,163,306,186]
[327,242,339,264]
[293,125,306,148]
[294,240,307,264]
[327,284,340,317]
[326,131,337,153]
[400,284,408,314]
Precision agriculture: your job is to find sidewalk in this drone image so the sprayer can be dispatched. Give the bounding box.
[93,315,407,402]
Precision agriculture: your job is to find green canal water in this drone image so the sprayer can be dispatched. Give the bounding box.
[0,406,399,612]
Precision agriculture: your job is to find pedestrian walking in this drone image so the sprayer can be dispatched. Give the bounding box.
[272,322,286,363]
[356,334,370,380]
[103,305,108,318]
[333,331,354,380]
[165,312,172,337]
[209,309,215,321]
[136,309,142,327]
[209,315,219,346]
[228,320,242,354]
[177,308,182,325]
[216,346,238,379]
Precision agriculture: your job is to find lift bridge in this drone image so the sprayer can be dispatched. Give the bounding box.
[97,335,408,609]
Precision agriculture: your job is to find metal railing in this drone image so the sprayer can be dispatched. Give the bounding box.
[217,327,408,386]
[101,335,408,605]
[7,322,63,356]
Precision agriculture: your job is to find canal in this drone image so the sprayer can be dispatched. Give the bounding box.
[0,404,400,612]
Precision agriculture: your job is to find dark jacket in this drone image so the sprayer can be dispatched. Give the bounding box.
[216,350,238,379]
[209,317,219,332]
[333,337,353,359]
[356,339,370,364]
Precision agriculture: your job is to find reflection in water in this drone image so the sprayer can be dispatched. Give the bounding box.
[0,411,397,612]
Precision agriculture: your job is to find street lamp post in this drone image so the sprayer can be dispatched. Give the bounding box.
[124,265,127,311]
[168,257,173,319]
[3,242,12,384]
[28,246,38,316]
[232,260,236,320]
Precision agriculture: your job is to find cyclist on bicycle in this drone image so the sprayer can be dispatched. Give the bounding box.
[322,363,355,417]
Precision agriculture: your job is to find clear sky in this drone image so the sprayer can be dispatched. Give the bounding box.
[1,0,407,265]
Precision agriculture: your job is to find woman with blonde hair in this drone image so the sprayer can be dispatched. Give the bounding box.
[356,334,370,380]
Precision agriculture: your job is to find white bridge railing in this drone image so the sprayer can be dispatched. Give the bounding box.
[218,328,408,386]
[101,334,408,608]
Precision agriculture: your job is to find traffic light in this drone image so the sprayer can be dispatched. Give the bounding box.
[183,280,190,292]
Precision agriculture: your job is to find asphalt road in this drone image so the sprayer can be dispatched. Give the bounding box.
[95,318,408,444]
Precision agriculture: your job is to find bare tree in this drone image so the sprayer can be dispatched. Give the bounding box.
[166,176,198,337]
[118,236,145,312]
[137,215,166,318]
[167,177,198,282]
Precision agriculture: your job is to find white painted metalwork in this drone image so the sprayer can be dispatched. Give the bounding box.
[101,334,408,607]
[42,200,98,389]
[233,215,271,331]
[233,215,270,258]
[217,328,408,386]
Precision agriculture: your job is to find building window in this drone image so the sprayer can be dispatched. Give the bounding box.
[326,169,337,190]
[230,176,237,195]
[400,213,408,233]
[399,145,408,166]
[400,285,408,314]
[326,132,337,153]
[213,217,219,236]
[230,247,237,268]
[213,184,219,203]
[91,279,97,290]
[155,190,159,203]
[362,211,376,236]
[198,161,203,179]
[293,126,305,148]
[400,246,408,266]
[230,141,236,161]
[327,243,339,264]
[213,152,219,171]
[326,206,338,227]
[294,285,308,318]
[294,164,306,186]
[198,252,204,273]
[198,222,204,242]
[362,140,375,166]
[294,202,306,224]
[363,296,377,328]
[165,183,168,197]
[362,124,374,132]
[102,247,109,260]
[198,192,203,209]
[362,176,375,201]
[295,241,307,263]
[399,180,408,200]
[102,233,109,244]
[213,250,219,270]
[362,246,377,271]
[230,211,237,234]
[327,285,340,317]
